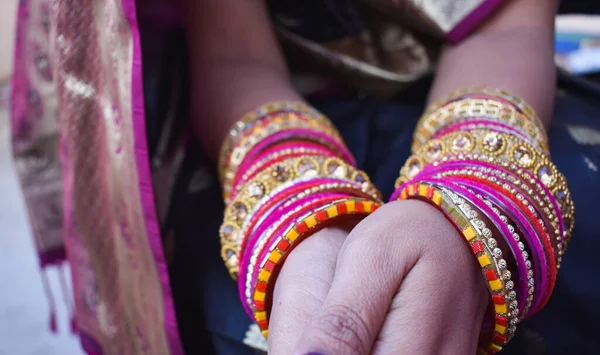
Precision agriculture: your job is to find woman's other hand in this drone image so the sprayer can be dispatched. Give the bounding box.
[268,200,488,355]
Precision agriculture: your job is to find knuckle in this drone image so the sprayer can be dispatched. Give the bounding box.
[313,304,371,354]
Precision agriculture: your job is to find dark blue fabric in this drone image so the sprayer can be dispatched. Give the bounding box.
[166,74,600,355]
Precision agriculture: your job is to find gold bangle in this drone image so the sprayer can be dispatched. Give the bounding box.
[398,130,574,241]
[219,102,316,173]
[218,102,336,181]
[220,111,346,201]
[413,98,549,154]
[425,87,539,121]
[220,155,382,277]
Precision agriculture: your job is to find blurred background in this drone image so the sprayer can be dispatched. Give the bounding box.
[0,1,599,355]
[0,0,83,354]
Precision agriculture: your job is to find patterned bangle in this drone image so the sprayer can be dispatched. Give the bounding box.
[401,132,574,241]
[238,192,350,316]
[222,177,375,278]
[218,101,330,178]
[398,163,558,317]
[401,154,573,257]
[472,191,536,320]
[425,88,538,119]
[433,120,542,152]
[253,198,381,339]
[451,175,556,314]
[413,99,548,154]
[401,130,571,210]
[396,181,517,353]
[451,178,547,318]
[233,142,337,193]
[415,160,562,265]
[423,87,545,137]
[221,156,381,278]
[223,124,351,201]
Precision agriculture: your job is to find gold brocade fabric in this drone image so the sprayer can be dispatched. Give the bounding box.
[48,0,173,353]
[275,0,501,97]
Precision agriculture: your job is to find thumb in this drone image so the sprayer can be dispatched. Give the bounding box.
[268,226,347,355]
[292,202,424,355]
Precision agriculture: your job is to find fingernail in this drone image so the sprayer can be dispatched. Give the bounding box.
[304,353,325,355]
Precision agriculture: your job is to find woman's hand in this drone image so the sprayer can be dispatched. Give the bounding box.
[268,200,489,355]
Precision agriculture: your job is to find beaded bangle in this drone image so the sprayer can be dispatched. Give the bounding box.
[400,130,571,214]
[396,181,517,353]
[413,99,548,154]
[224,125,352,201]
[413,161,561,265]
[221,155,381,278]
[397,161,558,317]
[219,102,333,179]
[423,87,546,139]
[451,179,543,318]
[233,142,337,193]
[418,175,534,319]
[433,120,542,152]
[397,151,573,243]
[452,176,556,313]
[239,193,348,316]
[253,198,381,338]
[425,88,538,118]
[222,177,377,278]
[239,178,376,258]
[472,191,536,320]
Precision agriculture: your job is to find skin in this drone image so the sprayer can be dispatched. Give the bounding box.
[179,0,559,354]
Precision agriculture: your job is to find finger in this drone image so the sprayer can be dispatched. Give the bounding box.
[372,253,487,355]
[293,201,431,355]
[268,226,348,355]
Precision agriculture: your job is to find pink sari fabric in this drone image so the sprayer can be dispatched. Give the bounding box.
[12,0,184,353]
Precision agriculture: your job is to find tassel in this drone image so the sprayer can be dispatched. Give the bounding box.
[50,312,58,333]
[58,265,77,334]
[70,316,78,333]
[41,270,58,333]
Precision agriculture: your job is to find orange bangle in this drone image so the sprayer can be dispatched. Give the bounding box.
[252,198,381,339]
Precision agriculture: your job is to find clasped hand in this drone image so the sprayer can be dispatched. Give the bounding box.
[268,200,489,355]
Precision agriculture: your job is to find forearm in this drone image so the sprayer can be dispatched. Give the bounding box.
[179,0,301,159]
[428,0,559,127]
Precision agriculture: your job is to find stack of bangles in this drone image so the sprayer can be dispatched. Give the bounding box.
[218,102,384,338]
[218,89,573,354]
[392,88,573,354]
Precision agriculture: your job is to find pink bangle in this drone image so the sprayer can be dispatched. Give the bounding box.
[239,128,355,175]
[433,120,539,149]
[237,177,377,256]
[232,146,337,197]
[238,192,348,317]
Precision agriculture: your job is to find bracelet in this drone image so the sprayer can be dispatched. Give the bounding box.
[414,99,548,154]
[452,178,545,318]
[219,101,330,179]
[221,156,381,278]
[432,120,541,151]
[253,197,381,338]
[396,181,517,353]
[397,151,574,243]
[400,130,571,212]
[449,175,556,314]
[233,142,337,193]
[425,88,538,118]
[423,87,546,141]
[223,123,351,201]
[238,193,349,316]
[411,160,561,266]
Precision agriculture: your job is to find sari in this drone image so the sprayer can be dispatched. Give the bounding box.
[10,0,600,354]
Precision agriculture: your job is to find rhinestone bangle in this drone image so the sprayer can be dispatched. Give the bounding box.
[396,181,517,353]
